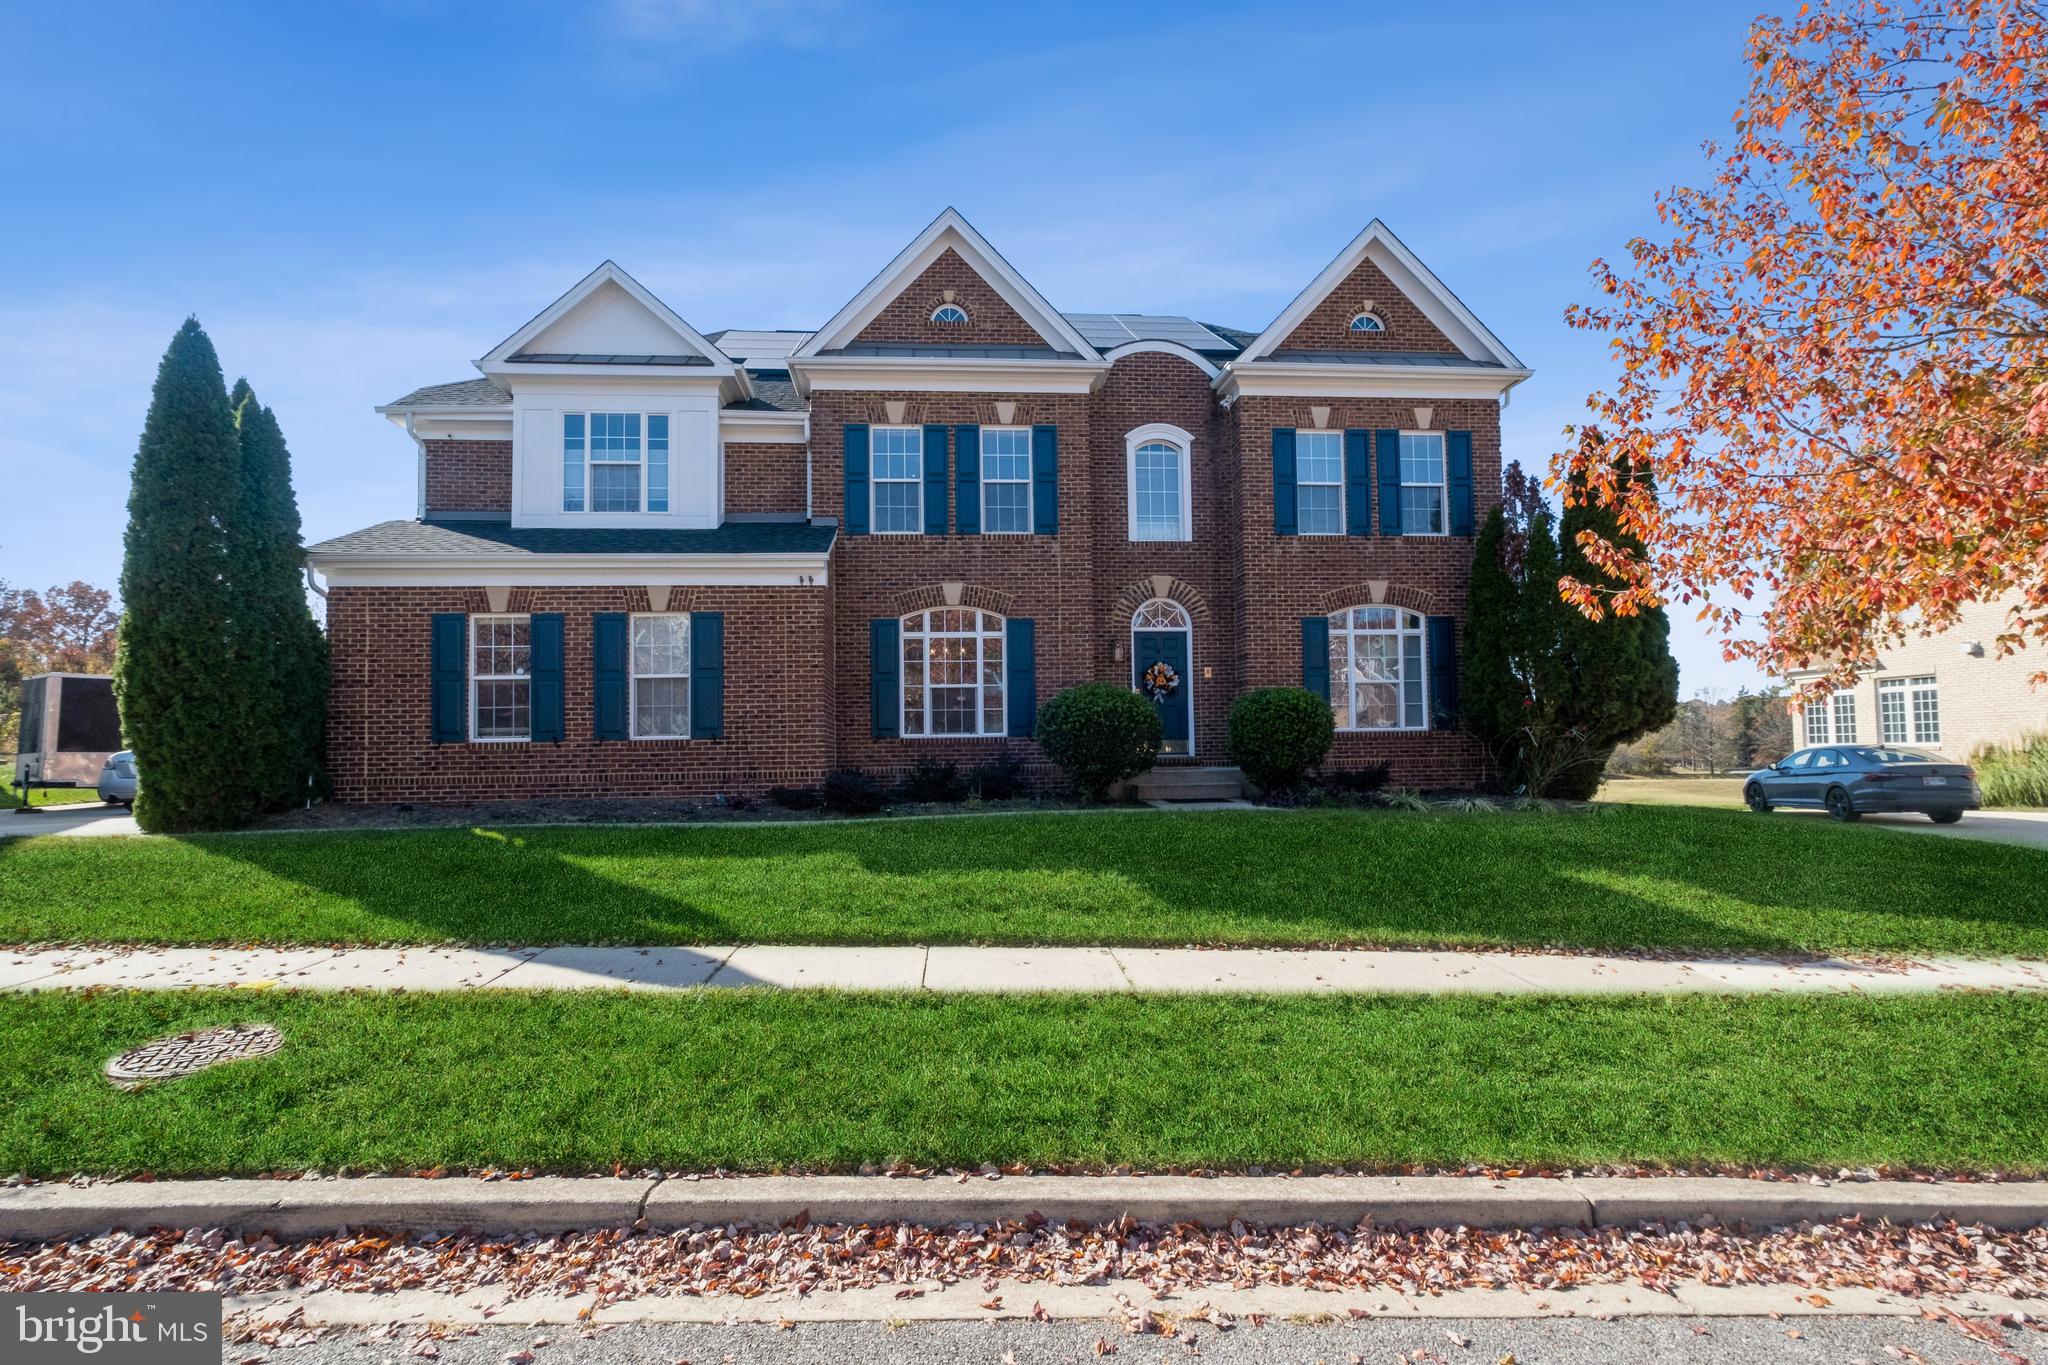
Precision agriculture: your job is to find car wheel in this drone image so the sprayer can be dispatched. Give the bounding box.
[1825,786,1859,822]
[1929,809,1964,825]
[1744,783,1771,813]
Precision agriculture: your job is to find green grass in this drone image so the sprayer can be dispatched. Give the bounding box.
[1,779,101,808]
[1597,774,1747,808]
[2,806,2044,956]
[1,990,2040,1177]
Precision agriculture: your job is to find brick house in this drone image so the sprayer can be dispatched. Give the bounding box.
[305,210,1531,803]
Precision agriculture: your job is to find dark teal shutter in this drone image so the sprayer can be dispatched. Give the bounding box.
[1031,424,1059,534]
[1377,428,1403,535]
[1005,617,1036,737]
[1428,615,1459,729]
[842,424,870,535]
[592,612,628,741]
[690,612,724,739]
[1301,616,1330,699]
[870,617,901,738]
[530,612,564,743]
[1447,430,1475,535]
[953,423,981,535]
[922,424,949,535]
[1272,427,1297,535]
[1343,429,1371,536]
[430,613,466,743]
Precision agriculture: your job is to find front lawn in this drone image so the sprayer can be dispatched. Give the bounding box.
[1,806,2043,957]
[2,990,2040,1177]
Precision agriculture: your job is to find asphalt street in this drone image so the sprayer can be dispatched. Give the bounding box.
[262,1314,2035,1363]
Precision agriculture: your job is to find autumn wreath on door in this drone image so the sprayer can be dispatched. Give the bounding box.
[1140,660,1180,702]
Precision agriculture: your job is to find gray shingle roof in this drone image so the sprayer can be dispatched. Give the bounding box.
[724,375,803,412]
[383,378,511,409]
[308,519,835,558]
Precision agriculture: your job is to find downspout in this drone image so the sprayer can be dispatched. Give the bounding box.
[405,411,426,520]
[805,417,814,521]
[302,565,328,601]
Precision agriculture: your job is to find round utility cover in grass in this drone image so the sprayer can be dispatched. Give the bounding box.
[105,1023,283,1089]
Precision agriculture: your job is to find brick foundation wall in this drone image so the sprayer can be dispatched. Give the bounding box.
[325,584,833,803]
[724,441,807,515]
[423,440,512,515]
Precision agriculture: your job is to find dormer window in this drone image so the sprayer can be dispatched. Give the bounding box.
[562,411,669,514]
[1348,311,1386,334]
[930,304,969,325]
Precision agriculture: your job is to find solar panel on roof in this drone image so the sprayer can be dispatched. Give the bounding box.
[1063,313,1236,351]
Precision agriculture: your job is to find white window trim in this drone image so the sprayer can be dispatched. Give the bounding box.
[1397,430,1450,538]
[1831,690,1858,745]
[901,609,1008,739]
[469,613,532,744]
[1125,423,1193,542]
[870,424,924,536]
[930,303,970,324]
[979,426,1034,535]
[1803,697,1831,746]
[1348,311,1386,333]
[1294,429,1345,537]
[629,612,692,741]
[1130,598,1195,756]
[1329,606,1430,733]
[561,410,669,515]
[1876,675,1942,745]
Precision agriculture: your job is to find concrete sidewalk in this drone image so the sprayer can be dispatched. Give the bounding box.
[5,942,2046,994]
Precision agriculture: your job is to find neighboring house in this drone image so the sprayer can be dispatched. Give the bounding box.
[1786,595,2048,758]
[305,209,1530,802]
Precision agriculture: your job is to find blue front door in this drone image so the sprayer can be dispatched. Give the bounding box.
[1132,629,1192,755]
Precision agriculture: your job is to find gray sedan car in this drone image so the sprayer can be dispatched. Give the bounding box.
[96,750,138,806]
[1744,745,1980,823]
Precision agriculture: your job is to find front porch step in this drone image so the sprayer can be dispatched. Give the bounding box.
[1113,765,1251,802]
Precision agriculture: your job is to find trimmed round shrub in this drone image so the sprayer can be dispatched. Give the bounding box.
[1035,682,1162,801]
[1227,687,1335,794]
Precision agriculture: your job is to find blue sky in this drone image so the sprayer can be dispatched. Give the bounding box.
[1,0,1772,695]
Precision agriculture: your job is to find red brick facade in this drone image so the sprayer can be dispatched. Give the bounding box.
[327,228,1516,802]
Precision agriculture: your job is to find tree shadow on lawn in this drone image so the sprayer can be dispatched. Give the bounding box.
[146,804,2048,956]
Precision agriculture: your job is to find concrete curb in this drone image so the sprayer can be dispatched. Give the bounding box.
[4,1174,2047,1242]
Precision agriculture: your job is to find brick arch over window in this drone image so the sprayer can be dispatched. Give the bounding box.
[1110,574,1211,623]
[888,582,1019,617]
[1309,582,1444,616]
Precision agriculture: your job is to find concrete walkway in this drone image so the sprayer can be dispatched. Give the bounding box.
[5,943,2045,994]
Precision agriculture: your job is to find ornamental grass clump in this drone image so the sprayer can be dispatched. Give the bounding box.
[1972,732,2048,809]
[1036,683,1161,801]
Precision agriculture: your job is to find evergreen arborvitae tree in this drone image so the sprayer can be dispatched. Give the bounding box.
[1460,506,1525,764]
[116,320,261,831]
[1548,451,1680,798]
[231,383,328,808]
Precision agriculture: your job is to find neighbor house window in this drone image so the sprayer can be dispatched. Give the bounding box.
[1328,606,1426,731]
[470,615,531,741]
[1803,697,1831,745]
[931,304,969,324]
[1294,430,1344,535]
[562,412,666,513]
[871,426,923,534]
[1398,432,1448,535]
[1127,425,1192,541]
[902,608,1005,737]
[980,427,1032,534]
[1832,691,1857,744]
[631,614,690,739]
[1348,312,1385,333]
[1878,675,1941,744]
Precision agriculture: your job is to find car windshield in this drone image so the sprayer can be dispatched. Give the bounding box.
[1851,747,1941,765]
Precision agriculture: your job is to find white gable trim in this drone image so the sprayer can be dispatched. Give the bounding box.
[791,208,1103,363]
[1101,339,1222,379]
[478,260,745,388]
[1234,221,1525,371]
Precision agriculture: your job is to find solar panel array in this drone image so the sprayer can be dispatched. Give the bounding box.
[1062,313,1240,353]
[705,329,814,367]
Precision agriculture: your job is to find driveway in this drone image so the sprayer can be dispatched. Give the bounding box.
[0,802,140,839]
[1793,806,2048,849]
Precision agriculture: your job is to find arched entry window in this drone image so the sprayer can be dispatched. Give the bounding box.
[901,608,1006,736]
[1328,606,1427,730]
[1125,423,1193,541]
[1131,598,1194,755]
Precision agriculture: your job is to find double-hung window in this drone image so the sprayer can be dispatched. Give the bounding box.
[562,412,668,513]
[1877,675,1941,744]
[980,427,1032,534]
[1832,691,1857,744]
[631,614,691,739]
[1804,697,1831,745]
[470,615,531,741]
[1398,432,1447,534]
[901,609,1005,737]
[1328,606,1427,730]
[1294,431,1344,535]
[871,426,923,534]
[1129,434,1190,541]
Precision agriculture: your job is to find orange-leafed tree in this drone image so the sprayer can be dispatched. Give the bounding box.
[1559,0,2048,685]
